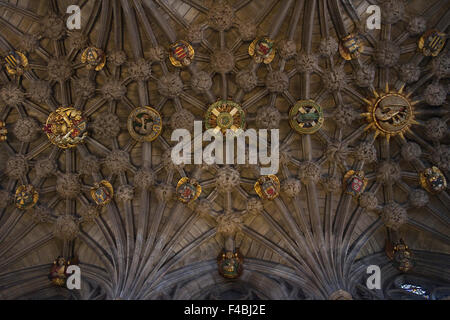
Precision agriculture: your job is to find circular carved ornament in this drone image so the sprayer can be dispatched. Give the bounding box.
[43,107,88,149]
[4,51,29,76]
[418,29,446,57]
[289,100,324,134]
[217,249,243,279]
[15,184,39,210]
[169,40,195,67]
[90,180,114,206]
[127,106,162,142]
[176,177,202,204]
[254,175,280,200]
[339,33,364,61]
[249,37,275,64]
[205,100,245,135]
[420,166,447,194]
[81,47,106,71]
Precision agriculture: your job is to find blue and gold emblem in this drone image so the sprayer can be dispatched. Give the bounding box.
[339,33,364,61]
[90,180,114,206]
[4,51,29,76]
[15,184,39,210]
[254,175,280,200]
[420,166,447,194]
[81,47,106,71]
[176,177,202,204]
[418,30,446,57]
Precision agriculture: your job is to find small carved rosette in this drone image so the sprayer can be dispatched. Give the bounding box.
[343,170,367,199]
[169,40,195,67]
[81,47,106,71]
[249,37,275,64]
[217,249,243,279]
[90,180,114,206]
[4,51,29,76]
[254,175,280,200]
[127,106,162,142]
[420,166,447,194]
[339,33,364,61]
[176,177,202,204]
[15,184,39,210]
[43,107,88,149]
[418,29,446,57]
[289,100,324,135]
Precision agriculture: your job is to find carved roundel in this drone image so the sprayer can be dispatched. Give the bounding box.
[420,166,447,194]
[249,37,275,64]
[43,107,88,149]
[90,180,114,206]
[176,177,202,204]
[15,184,39,210]
[343,170,368,199]
[339,33,364,61]
[169,40,195,67]
[81,46,106,71]
[254,175,280,200]
[127,106,162,142]
[204,100,245,135]
[289,100,324,134]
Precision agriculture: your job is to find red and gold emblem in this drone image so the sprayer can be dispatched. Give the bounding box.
[91,180,114,206]
[44,107,88,148]
[176,177,202,204]
[254,175,280,200]
[339,33,364,61]
[169,40,195,67]
[418,29,446,57]
[343,170,367,198]
[81,47,106,71]
[15,184,39,210]
[249,37,275,64]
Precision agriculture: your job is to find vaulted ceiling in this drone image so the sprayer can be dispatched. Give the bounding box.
[0,0,449,300]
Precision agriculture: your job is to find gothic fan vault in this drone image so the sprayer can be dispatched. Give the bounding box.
[0,0,449,300]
